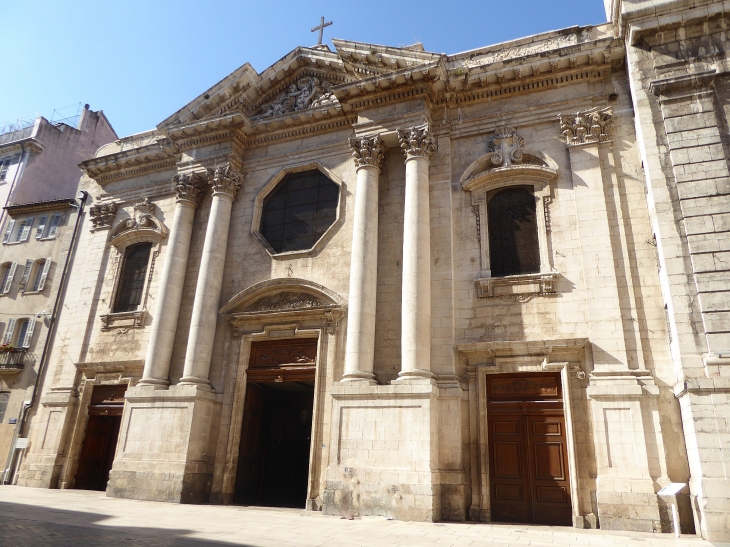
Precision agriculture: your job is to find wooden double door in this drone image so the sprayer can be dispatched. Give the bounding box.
[75,385,126,491]
[234,339,317,508]
[487,373,572,526]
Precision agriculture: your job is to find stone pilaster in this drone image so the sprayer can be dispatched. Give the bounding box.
[563,108,663,532]
[140,172,207,386]
[342,134,385,384]
[181,164,242,386]
[397,124,436,381]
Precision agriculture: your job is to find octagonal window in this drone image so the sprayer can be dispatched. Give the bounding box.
[259,169,339,253]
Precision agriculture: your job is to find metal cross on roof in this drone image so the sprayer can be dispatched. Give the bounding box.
[311,16,332,45]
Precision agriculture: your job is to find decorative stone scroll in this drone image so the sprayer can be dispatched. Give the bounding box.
[559,107,613,146]
[244,291,326,313]
[89,203,118,231]
[174,171,208,206]
[397,124,437,161]
[484,126,526,168]
[348,134,385,170]
[209,164,243,199]
[258,77,338,118]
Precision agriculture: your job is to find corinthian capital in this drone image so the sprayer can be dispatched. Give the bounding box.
[348,134,386,170]
[397,124,437,161]
[174,172,208,207]
[559,107,613,146]
[208,164,243,199]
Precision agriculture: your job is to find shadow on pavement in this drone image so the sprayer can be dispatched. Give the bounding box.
[0,501,256,547]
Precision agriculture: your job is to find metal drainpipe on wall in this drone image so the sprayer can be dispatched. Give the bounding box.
[1,190,88,484]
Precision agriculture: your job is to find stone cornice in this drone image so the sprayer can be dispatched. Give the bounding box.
[3,198,76,216]
[0,137,45,156]
[80,138,180,183]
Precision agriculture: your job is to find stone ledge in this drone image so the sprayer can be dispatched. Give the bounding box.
[475,271,559,301]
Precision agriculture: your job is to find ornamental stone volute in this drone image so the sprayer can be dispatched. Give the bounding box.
[174,172,208,207]
[397,124,437,161]
[208,164,243,199]
[559,107,613,146]
[348,134,386,171]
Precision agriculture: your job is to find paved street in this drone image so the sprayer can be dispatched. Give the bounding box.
[0,486,725,547]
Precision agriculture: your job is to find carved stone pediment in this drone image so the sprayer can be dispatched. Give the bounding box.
[107,196,168,248]
[460,127,558,194]
[244,292,327,313]
[255,76,339,119]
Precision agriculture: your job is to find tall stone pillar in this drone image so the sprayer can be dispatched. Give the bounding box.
[397,124,436,381]
[341,135,385,384]
[181,164,242,386]
[140,172,207,386]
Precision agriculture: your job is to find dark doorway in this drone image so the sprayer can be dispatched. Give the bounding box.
[487,373,572,526]
[234,338,317,508]
[75,385,126,491]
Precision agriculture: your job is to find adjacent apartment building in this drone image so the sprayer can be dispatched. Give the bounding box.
[0,107,116,482]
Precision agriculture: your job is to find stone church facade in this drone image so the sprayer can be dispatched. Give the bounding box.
[14,0,730,542]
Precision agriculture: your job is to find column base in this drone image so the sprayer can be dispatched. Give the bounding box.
[394,369,434,383]
[106,383,221,504]
[136,378,170,388]
[340,371,377,385]
[178,376,212,389]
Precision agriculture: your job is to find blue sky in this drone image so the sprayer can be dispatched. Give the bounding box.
[0,1,607,138]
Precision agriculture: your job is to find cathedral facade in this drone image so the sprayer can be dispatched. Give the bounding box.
[15,0,730,542]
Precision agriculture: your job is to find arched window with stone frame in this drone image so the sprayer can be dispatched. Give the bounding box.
[98,197,167,331]
[460,127,559,300]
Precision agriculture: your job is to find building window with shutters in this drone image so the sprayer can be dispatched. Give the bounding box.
[2,317,35,349]
[22,258,52,294]
[13,217,34,243]
[0,393,8,423]
[113,242,152,313]
[0,262,17,295]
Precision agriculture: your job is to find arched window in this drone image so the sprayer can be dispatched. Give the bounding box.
[113,242,152,313]
[487,186,540,277]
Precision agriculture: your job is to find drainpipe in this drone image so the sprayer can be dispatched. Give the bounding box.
[2,190,88,484]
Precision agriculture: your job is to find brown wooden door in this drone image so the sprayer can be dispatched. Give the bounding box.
[234,383,265,505]
[527,415,572,525]
[75,414,121,491]
[487,373,572,526]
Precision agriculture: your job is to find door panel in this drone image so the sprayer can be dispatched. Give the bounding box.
[527,415,572,526]
[487,373,572,526]
[489,414,531,523]
[234,383,265,505]
[75,415,121,491]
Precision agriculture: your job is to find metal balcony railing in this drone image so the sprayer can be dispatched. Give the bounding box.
[0,349,27,371]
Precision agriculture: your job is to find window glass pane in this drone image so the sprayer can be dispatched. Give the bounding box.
[260,170,339,253]
[0,393,9,423]
[113,243,152,313]
[487,186,540,277]
[32,260,46,291]
[16,320,29,346]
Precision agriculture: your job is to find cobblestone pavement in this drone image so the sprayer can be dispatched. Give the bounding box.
[0,486,726,547]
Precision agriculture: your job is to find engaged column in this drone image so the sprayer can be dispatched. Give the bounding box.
[342,134,385,383]
[181,164,243,386]
[397,124,436,381]
[140,172,207,386]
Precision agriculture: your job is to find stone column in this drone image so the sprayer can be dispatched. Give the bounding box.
[397,124,436,381]
[181,164,242,386]
[140,173,207,386]
[342,135,385,383]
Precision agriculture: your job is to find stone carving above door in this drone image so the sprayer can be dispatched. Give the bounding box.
[244,291,326,312]
[257,76,339,118]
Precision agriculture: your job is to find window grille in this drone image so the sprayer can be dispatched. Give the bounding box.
[260,170,339,253]
[487,186,540,277]
[113,243,152,313]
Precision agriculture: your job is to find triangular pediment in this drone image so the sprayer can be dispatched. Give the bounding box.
[158,41,442,131]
